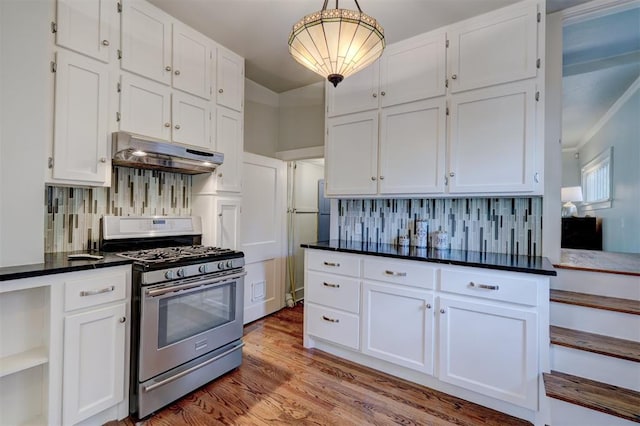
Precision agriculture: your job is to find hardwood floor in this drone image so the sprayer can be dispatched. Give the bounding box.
[118,304,530,426]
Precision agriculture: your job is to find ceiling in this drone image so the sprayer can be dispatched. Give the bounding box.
[148,0,573,93]
[561,5,640,149]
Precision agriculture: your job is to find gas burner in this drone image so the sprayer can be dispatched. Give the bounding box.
[117,245,234,263]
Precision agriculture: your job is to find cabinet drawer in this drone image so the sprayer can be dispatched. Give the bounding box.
[364,257,436,289]
[306,250,360,277]
[306,303,359,350]
[440,268,538,306]
[306,271,360,314]
[64,269,128,312]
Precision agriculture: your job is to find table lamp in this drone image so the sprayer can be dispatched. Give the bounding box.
[561,186,583,217]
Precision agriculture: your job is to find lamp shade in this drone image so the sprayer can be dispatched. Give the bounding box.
[288,2,385,87]
[561,186,583,202]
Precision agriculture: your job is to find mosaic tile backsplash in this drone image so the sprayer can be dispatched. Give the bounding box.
[337,198,543,257]
[45,167,192,253]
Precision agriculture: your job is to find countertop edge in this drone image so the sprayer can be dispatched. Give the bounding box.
[0,257,133,282]
[301,242,557,277]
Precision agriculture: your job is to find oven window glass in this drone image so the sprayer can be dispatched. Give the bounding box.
[158,282,236,348]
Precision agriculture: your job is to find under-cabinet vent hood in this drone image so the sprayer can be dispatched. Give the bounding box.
[112,131,223,175]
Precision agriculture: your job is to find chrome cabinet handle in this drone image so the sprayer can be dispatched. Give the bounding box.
[165,66,172,71]
[440,308,445,314]
[379,176,385,180]
[384,270,407,277]
[219,88,224,94]
[323,261,340,267]
[100,157,107,163]
[102,39,109,46]
[323,282,340,288]
[449,172,455,177]
[372,93,377,98]
[218,173,223,178]
[469,281,499,291]
[164,122,171,127]
[80,286,115,297]
[451,74,457,80]
[174,124,181,130]
[371,176,376,181]
[174,70,181,76]
[322,315,340,323]
[381,91,386,96]
[119,317,126,323]
[425,303,432,309]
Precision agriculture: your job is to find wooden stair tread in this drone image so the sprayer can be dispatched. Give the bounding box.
[544,371,640,423]
[550,326,640,363]
[550,289,640,315]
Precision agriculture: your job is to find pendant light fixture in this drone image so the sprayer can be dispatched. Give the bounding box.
[288,0,385,87]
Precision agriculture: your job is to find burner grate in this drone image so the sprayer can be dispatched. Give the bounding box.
[117,246,235,263]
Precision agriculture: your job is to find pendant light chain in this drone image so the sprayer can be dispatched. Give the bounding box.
[322,0,364,12]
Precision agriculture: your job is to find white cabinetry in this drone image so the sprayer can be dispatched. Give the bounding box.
[215,197,241,249]
[172,21,213,99]
[215,107,243,192]
[216,47,244,112]
[172,91,211,150]
[55,0,117,62]
[52,50,110,185]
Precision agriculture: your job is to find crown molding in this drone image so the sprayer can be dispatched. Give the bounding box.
[562,0,639,25]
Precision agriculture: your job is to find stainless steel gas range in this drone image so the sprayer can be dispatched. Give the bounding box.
[101,216,245,419]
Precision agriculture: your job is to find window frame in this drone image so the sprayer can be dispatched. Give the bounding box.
[580,147,613,211]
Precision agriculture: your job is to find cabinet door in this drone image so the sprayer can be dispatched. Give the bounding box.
[120,73,171,141]
[63,303,126,425]
[56,0,114,62]
[448,80,536,194]
[448,2,538,93]
[215,107,243,192]
[172,92,211,149]
[379,99,446,195]
[438,295,537,409]
[216,197,241,249]
[326,61,379,117]
[362,282,434,374]
[216,48,244,112]
[121,0,171,84]
[379,31,446,107]
[53,50,109,183]
[325,111,379,196]
[172,22,212,99]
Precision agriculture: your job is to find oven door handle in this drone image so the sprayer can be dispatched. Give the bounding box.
[145,271,247,298]
[142,342,245,393]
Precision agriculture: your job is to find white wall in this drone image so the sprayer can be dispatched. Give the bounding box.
[561,149,581,187]
[278,82,324,152]
[244,79,279,158]
[0,0,50,267]
[577,85,640,253]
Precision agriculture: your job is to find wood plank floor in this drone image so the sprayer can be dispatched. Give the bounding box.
[117,304,530,426]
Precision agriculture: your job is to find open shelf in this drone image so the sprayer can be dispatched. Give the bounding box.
[0,346,48,378]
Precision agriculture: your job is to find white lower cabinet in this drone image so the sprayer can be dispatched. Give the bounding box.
[63,303,126,425]
[362,281,434,374]
[438,295,538,409]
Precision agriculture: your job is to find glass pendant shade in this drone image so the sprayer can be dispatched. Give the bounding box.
[288,0,385,87]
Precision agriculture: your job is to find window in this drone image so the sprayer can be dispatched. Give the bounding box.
[581,147,612,210]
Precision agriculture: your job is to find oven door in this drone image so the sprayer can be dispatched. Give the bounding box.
[139,270,245,382]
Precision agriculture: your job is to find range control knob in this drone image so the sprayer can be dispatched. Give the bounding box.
[218,262,225,270]
[199,264,208,274]
[226,260,233,268]
[176,268,185,278]
[164,271,173,280]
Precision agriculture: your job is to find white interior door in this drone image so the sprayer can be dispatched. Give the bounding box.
[241,153,286,323]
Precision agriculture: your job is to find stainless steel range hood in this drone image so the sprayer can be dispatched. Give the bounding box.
[112,131,223,175]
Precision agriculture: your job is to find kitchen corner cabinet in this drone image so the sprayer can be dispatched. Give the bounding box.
[214,107,243,192]
[216,47,244,112]
[55,0,117,63]
[51,49,110,185]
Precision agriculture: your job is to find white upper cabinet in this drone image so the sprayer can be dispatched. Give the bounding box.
[379,31,447,107]
[326,62,380,117]
[447,2,539,93]
[172,22,213,99]
[216,47,244,112]
[52,50,110,184]
[448,80,537,194]
[379,98,447,195]
[215,107,243,192]
[120,73,171,141]
[121,0,172,85]
[55,0,116,62]
[172,91,211,150]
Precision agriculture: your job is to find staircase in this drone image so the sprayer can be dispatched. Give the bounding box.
[545,268,640,425]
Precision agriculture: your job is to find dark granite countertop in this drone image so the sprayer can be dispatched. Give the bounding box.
[301,240,557,276]
[555,248,640,277]
[0,252,133,282]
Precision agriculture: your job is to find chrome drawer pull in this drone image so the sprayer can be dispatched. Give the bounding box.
[385,270,407,277]
[469,281,499,291]
[323,282,340,288]
[323,261,340,267]
[322,315,340,323]
[80,286,115,297]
